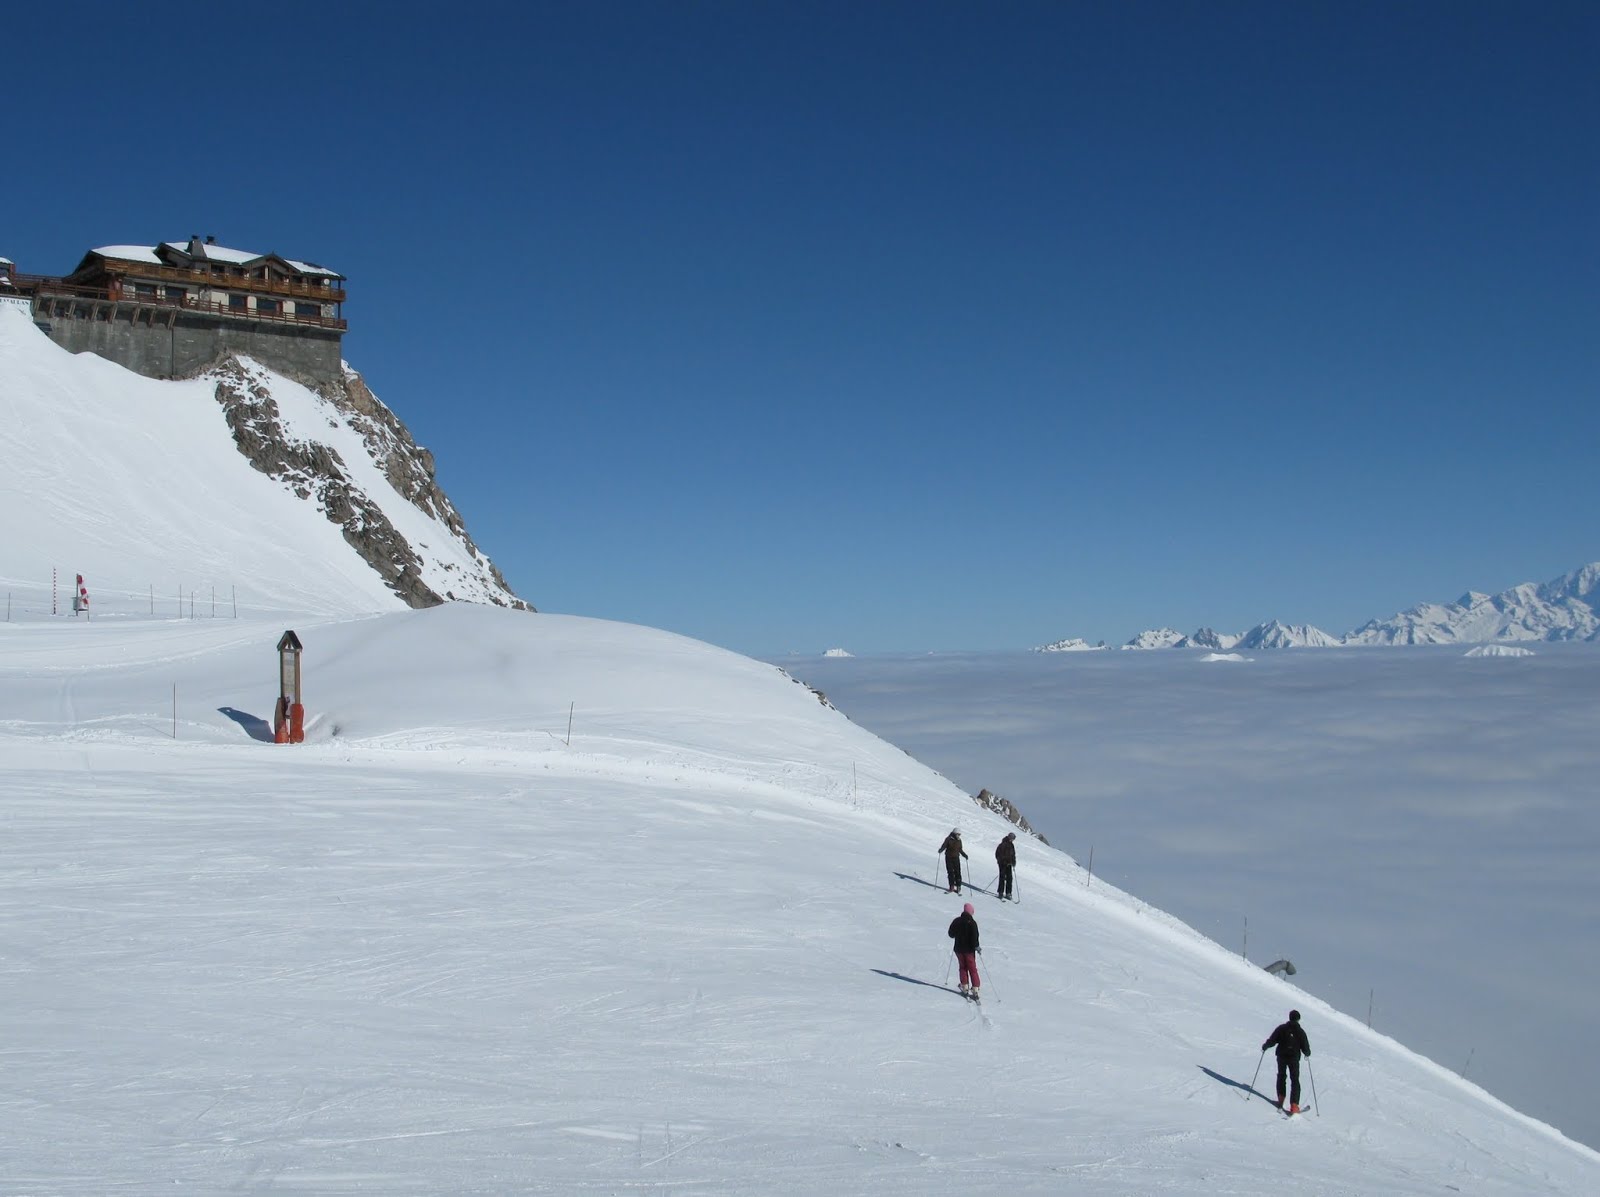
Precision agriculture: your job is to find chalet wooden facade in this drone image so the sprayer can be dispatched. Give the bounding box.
[25,236,346,330]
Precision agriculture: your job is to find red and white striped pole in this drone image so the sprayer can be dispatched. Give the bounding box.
[74,574,90,617]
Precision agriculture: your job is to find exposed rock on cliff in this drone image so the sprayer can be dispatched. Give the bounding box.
[211,357,530,611]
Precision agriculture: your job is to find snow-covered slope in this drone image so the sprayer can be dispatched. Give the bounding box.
[2,603,1597,1193]
[0,304,524,617]
[5,290,1598,1190]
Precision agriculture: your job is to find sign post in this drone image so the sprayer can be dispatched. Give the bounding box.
[274,630,305,744]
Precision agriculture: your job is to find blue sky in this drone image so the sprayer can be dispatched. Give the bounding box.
[8,2,1596,653]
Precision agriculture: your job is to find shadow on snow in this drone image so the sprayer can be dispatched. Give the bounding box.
[1199,1065,1269,1105]
[870,968,967,999]
[219,706,274,743]
[893,871,995,898]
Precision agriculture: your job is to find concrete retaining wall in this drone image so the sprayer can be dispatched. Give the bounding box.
[37,305,343,385]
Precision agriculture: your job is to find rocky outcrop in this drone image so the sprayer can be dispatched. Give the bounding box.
[210,357,531,611]
[972,788,1049,844]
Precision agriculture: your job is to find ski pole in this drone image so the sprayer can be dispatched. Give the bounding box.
[1014,872,1021,904]
[1307,1057,1319,1115]
[978,950,997,1001]
[1245,1049,1265,1100]
[935,852,944,889]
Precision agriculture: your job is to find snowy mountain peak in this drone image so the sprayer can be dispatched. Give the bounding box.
[1118,628,1187,650]
[1349,561,1600,646]
[1234,619,1342,650]
[1034,636,1106,652]
[1096,562,1600,651]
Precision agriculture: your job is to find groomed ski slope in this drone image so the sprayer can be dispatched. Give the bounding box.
[3,602,1597,1194]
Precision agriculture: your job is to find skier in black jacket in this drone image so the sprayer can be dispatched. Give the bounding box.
[947,902,982,999]
[1262,1009,1312,1113]
[995,832,1017,900]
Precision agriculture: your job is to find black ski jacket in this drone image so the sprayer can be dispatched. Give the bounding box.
[947,913,981,956]
[939,833,968,862]
[1263,1020,1311,1060]
[996,837,1016,867]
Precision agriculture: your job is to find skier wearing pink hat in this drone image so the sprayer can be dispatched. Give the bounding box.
[947,902,982,1000]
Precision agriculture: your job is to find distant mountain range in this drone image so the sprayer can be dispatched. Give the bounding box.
[1037,562,1600,651]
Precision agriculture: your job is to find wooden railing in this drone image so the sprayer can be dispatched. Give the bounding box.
[21,277,347,331]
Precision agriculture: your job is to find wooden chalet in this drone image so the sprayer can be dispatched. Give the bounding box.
[22,236,347,331]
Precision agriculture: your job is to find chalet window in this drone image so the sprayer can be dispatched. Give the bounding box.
[133,282,157,298]
[166,285,187,302]
[228,293,247,311]
[257,297,280,316]
[294,301,320,317]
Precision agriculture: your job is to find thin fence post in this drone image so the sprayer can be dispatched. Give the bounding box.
[172,683,177,739]
[232,585,237,618]
[565,702,574,746]
[1086,844,1094,888]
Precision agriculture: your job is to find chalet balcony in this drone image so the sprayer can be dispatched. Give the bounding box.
[17,277,348,332]
[74,260,347,304]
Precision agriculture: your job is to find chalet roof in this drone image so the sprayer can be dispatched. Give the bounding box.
[89,241,344,280]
